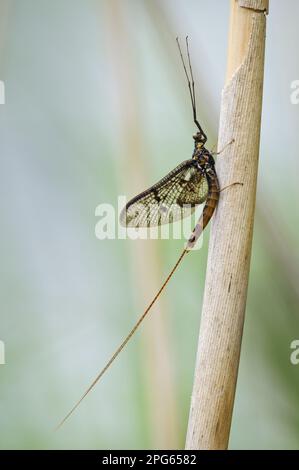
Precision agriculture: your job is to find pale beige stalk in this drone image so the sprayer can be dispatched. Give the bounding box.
[185,0,269,450]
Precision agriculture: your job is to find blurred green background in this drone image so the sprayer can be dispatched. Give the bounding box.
[1,0,299,450]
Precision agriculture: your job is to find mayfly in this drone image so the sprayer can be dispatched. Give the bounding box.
[57,37,234,429]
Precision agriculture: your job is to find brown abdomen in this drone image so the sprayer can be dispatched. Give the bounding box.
[186,171,219,250]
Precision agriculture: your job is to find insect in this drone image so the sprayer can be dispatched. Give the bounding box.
[120,40,219,245]
[57,37,235,429]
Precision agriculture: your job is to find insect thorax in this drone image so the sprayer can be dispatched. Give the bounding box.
[192,146,215,169]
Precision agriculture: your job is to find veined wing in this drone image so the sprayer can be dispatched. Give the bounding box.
[120,159,208,228]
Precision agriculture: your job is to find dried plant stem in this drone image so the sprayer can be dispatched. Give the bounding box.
[185,0,269,450]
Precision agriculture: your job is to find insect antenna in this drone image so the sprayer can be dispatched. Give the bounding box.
[56,248,188,430]
[176,36,207,141]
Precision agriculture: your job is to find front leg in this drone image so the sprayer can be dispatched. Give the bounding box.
[211,138,235,156]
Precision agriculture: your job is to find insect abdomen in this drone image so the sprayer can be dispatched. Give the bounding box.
[186,170,219,250]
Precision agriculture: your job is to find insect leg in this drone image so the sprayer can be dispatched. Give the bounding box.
[219,182,243,193]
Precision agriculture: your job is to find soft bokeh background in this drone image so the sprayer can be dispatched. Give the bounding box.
[1,0,299,449]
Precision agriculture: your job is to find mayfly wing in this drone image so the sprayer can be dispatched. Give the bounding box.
[120,159,209,228]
